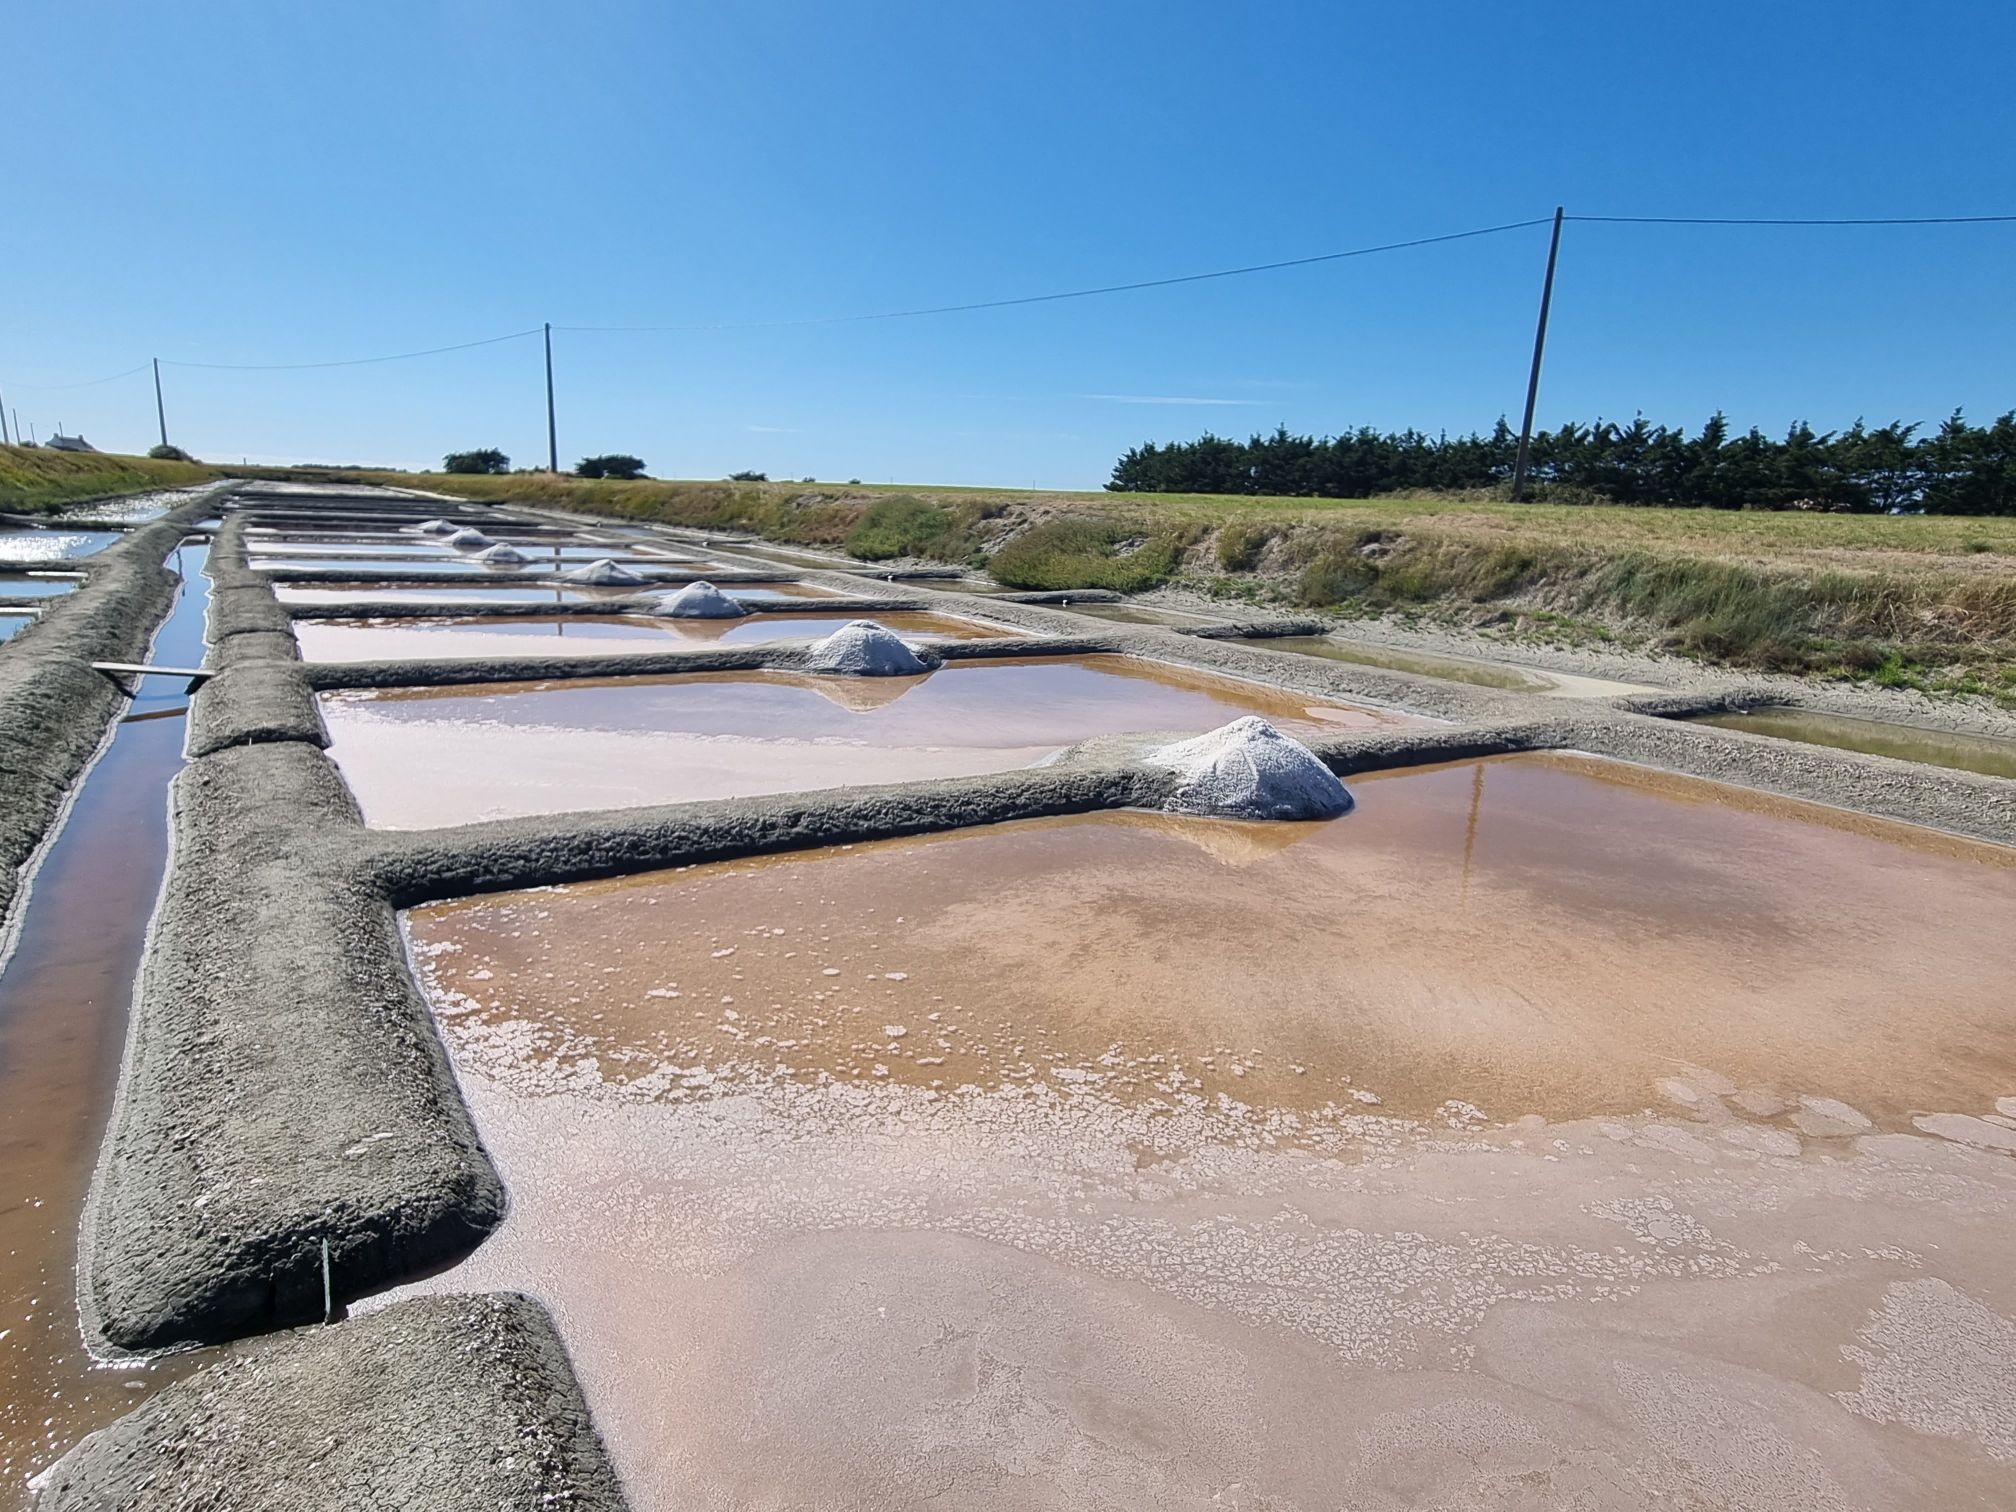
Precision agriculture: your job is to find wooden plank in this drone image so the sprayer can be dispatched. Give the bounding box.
[91,662,212,681]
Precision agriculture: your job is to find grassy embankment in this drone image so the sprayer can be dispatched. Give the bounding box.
[0,444,221,513]
[289,469,2016,702]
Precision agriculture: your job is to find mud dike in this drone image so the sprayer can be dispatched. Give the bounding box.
[5,482,2014,1508]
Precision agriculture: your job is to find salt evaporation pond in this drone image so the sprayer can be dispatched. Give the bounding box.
[0,574,82,601]
[252,554,739,576]
[1694,706,2016,782]
[0,614,32,645]
[321,655,1417,826]
[294,611,1014,662]
[0,529,121,563]
[392,753,2016,1509]
[274,580,838,607]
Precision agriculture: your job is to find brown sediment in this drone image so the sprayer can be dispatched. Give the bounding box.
[321,655,1422,827]
[292,610,1016,662]
[395,753,2016,1510]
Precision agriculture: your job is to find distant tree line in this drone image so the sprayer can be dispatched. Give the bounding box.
[1108,412,2016,514]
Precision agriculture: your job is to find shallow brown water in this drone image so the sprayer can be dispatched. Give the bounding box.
[0,597,208,1502]
[1696,707,2016,781]
[322,655,1417,827]
[293,610,1014,662]
[397,755,2016,1509]
[409,753,2016,1128]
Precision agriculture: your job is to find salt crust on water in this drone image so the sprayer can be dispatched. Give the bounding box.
[804,619,932,676]
[446,528,494,549]
[655,580,750,619]
[475,542,529,565]
[1144,715,1352,821]
[560,558,646,586]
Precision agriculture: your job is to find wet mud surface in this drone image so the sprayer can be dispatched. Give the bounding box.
[293,610,1014,662]
[397,754,2016,1510]
[321,654,1420,827]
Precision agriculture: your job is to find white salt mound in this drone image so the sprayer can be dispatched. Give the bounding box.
[446,528,494,549]
[656,580,750,619]
[476,543,529,565]
[410,518,458,535]
[1144,716,1352,821]
[560,558,646,586]
[804,619,932,676]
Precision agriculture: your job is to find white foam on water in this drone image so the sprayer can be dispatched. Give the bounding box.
[1143,716,1352,820]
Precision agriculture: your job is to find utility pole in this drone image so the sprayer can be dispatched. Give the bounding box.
[153,358,169,448]
[543,322,558,473]
[1509,206,1565,503]
[0,383,10,446]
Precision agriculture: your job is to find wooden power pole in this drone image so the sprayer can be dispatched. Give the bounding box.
[543,323,558,473]
[1509,207,1565,502]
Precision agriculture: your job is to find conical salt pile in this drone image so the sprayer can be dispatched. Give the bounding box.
[804,619,932,676]
[655,581,750,619]
[1143,716,1352,820]
[560,558,646,586]
[476,543,529,565]
[446,528,494,549]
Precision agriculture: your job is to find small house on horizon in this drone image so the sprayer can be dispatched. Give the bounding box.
[46,432,98,453]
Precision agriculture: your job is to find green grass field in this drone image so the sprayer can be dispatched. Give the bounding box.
[8,450,2007,696]
[0,445,218,512]
[357,471,2011,694]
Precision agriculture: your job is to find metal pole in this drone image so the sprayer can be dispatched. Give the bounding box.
[0,384,10,446]
[153,358,169,448]
[1509,206,1564,502]
[543,322,558,473]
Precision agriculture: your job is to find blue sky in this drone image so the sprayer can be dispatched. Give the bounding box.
[3,0,2011,488]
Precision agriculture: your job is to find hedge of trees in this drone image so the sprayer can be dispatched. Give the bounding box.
[1108,412,2016,514]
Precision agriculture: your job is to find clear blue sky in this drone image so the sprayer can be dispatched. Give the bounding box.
[4,0,2011,488]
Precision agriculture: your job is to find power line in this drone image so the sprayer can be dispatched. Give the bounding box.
[159,326,543,372]
[4,363,151,391]
[1570,213,2016,226]
[556,217,1557,333]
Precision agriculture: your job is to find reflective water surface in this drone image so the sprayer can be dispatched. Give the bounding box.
[395,754,2016,1510]
[322,655,1419,827]
[293,610,1016,662]
[1696,707,2016,781]
[0,547,212,1503]
[0,531,122,564]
